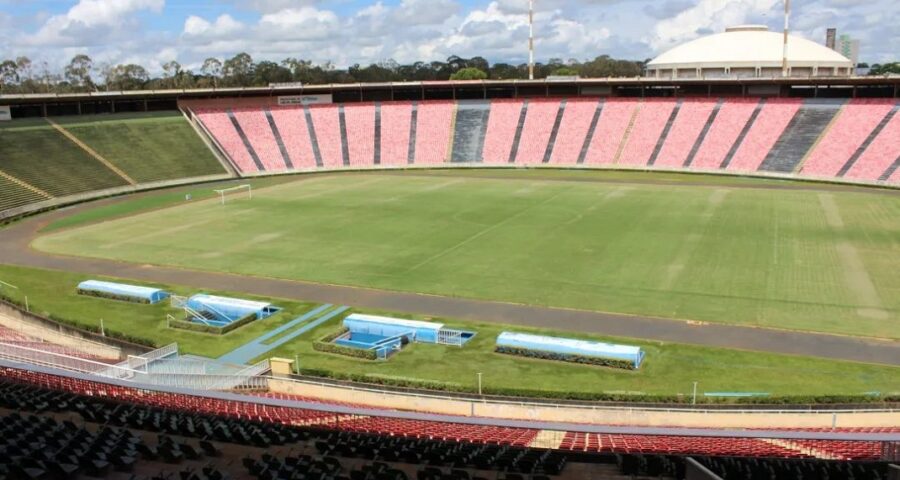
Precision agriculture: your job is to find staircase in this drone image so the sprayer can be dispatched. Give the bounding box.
[507,100,529,163]
[648,99,682,166]
[303,106,324,167]
[542,100,567,163]
[265,109,293,169]
[684,99,722,167]
[337,105,351,166]
[373,103,382,165]
[577,101,604,164]
[721,99,765,169]
[228,111,265,171]
[612,104,641,164]
[450,101,490,163]
[759,101,842,173]
[407,102,418,164]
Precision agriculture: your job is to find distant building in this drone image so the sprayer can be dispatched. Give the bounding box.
[646,25,854,79]
[826,28,836,50]
[837,34,860,67]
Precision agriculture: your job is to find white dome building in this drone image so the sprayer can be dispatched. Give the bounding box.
[646,25,854,79]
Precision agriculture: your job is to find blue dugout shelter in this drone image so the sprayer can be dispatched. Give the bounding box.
[496,332,645,368]
[185,294,280,326]
[77,280,169,304]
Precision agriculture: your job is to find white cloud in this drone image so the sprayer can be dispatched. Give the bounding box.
[183,14,244,39]
[23,0,164,47]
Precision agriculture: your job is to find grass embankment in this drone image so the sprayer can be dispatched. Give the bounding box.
[33,170,900,339]
[0,263,897,400]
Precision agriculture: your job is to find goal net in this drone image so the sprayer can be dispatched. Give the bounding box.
[214,184,252,205]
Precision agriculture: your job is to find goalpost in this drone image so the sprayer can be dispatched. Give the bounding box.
[214,184,252,205]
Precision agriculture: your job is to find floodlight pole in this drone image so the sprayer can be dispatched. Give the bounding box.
[528,0,535,80]
[692,381,698,405]
[782,0,790,77]
[477,372,483,396]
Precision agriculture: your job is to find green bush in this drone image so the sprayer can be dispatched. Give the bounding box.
[312,327,378,360]
[76,288,151,304]
[495,345,636,370]
[167,311,258,335]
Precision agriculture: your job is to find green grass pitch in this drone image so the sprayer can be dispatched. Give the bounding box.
[33,169,900,339]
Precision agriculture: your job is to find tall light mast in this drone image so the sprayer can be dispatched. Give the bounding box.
[782,0,790,77]
[528,0,535,80]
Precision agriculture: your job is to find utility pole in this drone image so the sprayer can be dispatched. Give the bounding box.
[692,381,698,405]
[782,0,791,77]
[477,372,483,396]
[528,0,535,80]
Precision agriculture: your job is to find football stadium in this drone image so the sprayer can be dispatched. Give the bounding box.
[0,7,899,480]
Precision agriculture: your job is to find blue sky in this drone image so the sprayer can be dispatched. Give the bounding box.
[0,0,895,74]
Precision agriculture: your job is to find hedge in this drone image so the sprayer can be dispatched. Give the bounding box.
[294,367,899,405]
[167,311,258,335]
[312,328,378,360]
[76,288,151,304]
[495,345,636,370]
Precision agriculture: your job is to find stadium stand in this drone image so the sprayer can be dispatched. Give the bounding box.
[0,325,117,363]
[689,98,759,170]
[618,99,678,166]
[194,109,259,173]
[843,107,900,182]
[583,99,638,165]
[0,124,129,197]
[653,99,717,168]
[344,103,377,167]
[308,105,345,169]
[481,99,524,164]
[233,108,289,172]
[726,98,803,173]
[547,98,598,165]
[3,97,899,220]
[55,113,226,183]
[0,175,49,212]
[413,101,454,165]
[801,99,895,178]
[380,102,413,166]
[268,106,317,170]
[513,99,560,165]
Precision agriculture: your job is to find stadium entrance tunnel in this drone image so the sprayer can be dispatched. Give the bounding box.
[331,314,476,360]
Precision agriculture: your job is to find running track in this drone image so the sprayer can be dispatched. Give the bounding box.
[0,173,897,367]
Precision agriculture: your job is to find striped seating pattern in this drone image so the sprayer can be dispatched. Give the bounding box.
[690,99,758,170]
[481,100,523,164]
[801,99,895,178]
[653,99,717,168]
[726,99,802,173]
[547,98,598,165]
[379,102,413,166]
[268,106,317,169]
[514,99,560,165]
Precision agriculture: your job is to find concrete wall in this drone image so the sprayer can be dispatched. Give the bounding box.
[268,378,900,429]
[0,300,148,358]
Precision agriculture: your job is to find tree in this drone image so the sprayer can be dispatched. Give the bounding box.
[489,63,523,80]
[869,62,900,75]
[254,60,292,85]
[0,60,19,89]
[103,64,149,91]
[64,54,94,91]
[551,67,579,77]
[450,67,487,80]
[222,52,254,87]
[201,57,222,87]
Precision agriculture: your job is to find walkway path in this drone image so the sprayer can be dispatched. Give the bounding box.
[217,304,349,365]
[0,181,897,367]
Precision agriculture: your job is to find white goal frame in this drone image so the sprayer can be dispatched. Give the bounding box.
[214,184,252,205]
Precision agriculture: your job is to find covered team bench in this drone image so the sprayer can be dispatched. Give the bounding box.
[77,280,170,304]
[495,332,645,370]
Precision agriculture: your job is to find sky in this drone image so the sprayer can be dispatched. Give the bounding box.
[0,0,896,74]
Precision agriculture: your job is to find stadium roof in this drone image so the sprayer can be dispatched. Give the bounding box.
[648,25,853,70]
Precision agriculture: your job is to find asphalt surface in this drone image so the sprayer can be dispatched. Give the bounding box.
[0,175,898,367]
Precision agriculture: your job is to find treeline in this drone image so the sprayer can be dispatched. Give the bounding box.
[0,53,648,94]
